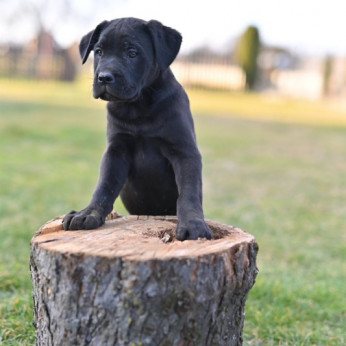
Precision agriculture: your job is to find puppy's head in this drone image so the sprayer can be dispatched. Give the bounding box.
[79,18,182,102]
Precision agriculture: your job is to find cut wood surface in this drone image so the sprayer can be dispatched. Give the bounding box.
[30,214,258,346]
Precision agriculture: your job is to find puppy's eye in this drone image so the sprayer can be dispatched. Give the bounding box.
[128,49,137,58]
[95,48,103,56]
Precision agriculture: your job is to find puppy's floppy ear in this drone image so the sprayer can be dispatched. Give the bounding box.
[79,20,110,64]
[146,20,182,70]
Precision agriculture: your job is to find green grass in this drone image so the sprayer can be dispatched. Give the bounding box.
[0,79,345,345]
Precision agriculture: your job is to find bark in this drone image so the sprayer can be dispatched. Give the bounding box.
[30,214,258,346]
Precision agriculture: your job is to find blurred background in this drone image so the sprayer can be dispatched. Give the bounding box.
[1,0,346,99]
[0,0,345,345]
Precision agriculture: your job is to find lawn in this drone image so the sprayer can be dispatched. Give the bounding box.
[0,79,345,345]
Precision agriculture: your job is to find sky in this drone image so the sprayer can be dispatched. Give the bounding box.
[1,0,346,56]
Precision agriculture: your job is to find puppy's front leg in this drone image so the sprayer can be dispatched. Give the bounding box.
[63,137,131,230]
[171,151,212,241]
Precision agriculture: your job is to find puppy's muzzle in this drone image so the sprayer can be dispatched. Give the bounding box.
[94,71,137,101]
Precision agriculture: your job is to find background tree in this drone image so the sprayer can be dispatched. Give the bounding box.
[235,25,261,90]
[323,55,333,96]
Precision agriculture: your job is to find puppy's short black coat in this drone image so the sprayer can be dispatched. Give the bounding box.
[63,17,212,240]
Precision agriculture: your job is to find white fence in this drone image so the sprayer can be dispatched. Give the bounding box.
[172,61,245,90]
[270,69,323,99]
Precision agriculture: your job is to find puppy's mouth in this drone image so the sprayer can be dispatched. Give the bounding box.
[93,84,139,102]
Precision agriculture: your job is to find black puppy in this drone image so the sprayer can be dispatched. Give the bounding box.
[63,17,212,241]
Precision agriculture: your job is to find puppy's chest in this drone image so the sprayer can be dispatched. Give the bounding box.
[131,137,169,172]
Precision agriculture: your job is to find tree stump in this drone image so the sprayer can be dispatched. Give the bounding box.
[30,214,258,346]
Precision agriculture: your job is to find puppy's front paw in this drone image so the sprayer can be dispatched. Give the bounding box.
[176,218,212,241]
[62,208,105,230]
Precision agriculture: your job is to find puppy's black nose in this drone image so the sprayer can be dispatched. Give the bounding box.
[98,72,115,84]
